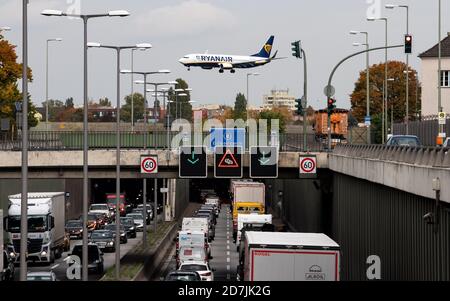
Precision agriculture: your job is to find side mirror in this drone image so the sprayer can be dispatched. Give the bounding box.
[212,268,217,272]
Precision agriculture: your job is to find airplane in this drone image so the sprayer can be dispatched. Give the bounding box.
[178,36,283,73]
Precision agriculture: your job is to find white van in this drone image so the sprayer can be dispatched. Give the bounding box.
[237,214,273,243]
[182,217,210,241]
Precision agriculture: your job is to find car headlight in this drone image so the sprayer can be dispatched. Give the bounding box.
[129,227,135,231]
[10,252,16,258]
[108,242,114,246]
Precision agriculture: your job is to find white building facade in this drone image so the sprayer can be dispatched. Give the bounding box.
[262,89,296,111]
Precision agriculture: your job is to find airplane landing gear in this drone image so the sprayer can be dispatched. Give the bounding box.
[219,69,224,73]
[187,67,191,71]
[230,69,236,74]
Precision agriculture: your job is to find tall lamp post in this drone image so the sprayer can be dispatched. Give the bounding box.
[130,48,148,131]
[88,43,151,280]
[368,17,388,143]
[386,4,410,134]
[387,78,395,134]
[42,8,130,282]
[45,38,62,131]
[121,70,170,247]
[350,30,371,144]
[246,73,260,121]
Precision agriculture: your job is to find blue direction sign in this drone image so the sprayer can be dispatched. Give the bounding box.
[210,128,246,151]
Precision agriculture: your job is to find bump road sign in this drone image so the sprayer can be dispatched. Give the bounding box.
[214,147,243,178]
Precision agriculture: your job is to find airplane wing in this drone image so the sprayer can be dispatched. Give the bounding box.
[269,50,287,61]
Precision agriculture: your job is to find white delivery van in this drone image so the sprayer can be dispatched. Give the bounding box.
[243,232,340,281]
[237,214,272,243]
[182,217,210,241]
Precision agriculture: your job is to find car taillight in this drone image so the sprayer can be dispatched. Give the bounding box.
[203,272,211,276]
[176,242,179,249]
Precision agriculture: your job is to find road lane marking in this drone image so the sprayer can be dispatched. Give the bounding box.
[227,240,229,244]
[227,274,231,280]
[227,251,230,256]
[51,264,60,270]
[227,245,230,250]
[227,258,230,262]
[227,265,230,270]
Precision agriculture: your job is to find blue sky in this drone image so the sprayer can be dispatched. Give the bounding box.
[1,0,448,110]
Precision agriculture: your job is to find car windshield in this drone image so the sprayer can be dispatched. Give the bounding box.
[66,221,82,228]
[128,214,143,219]
[120,218,134,226]
[27,275,53,281]
[90,205,108,211]
[91,231,113,239]
[8,216,47,233]
[87,214,98,221]
[104,225,124,231]
[166,274,199,281]
[388,137,419,146]
[180,264,207,272]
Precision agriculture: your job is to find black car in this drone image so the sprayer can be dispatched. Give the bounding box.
[65,220,83,239]
[1,250,15,281]
[120,217,137,238]
[104,224,128,244]
[70,244,104,274]
[89,230,116,252]
[165,271,201,281]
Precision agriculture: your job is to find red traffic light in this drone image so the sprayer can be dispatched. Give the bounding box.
[405,35,412,42]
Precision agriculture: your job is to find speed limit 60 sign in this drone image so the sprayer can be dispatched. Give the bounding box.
[141,155,158,174]
[299,155,317,179]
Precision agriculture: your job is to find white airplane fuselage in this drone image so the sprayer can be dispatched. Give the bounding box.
[179,54,270,72]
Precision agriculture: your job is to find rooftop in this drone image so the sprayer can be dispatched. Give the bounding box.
[419,32,450,58]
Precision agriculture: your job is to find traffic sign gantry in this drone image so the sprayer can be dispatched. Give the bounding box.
[179,146,208,178]
[250,146,278,179]
[299,155,317,179]
[140,155,158,174]
[214,147,243,178]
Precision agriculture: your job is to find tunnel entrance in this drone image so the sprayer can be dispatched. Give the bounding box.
[189,179,231,203]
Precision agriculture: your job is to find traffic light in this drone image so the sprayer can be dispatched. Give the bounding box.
[291,41,301,59]
[327,98,336,116]
[295,98,303,115]
[404,34,412,54]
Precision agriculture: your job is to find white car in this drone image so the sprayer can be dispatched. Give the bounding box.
[89,203,112,219]
[444,138,450,148]
[178,261,215,281]
[126,213,144,231]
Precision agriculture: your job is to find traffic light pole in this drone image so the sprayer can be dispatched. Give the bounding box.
[325,44,403,151]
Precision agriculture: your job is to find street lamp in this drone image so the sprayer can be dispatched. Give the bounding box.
[368,16,388,143]
[88,42,151,280]
[0,26,11,32]
[387,78,395,135]
[247,73,260,121]
[351,30,370,143]
[123,71,171,241]
[131,48,149,131]
[42,8,130,282]
[386,4,410,134]
[45,38,62,131]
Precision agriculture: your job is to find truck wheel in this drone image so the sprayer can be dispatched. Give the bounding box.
[55,248,62,259]
[98,264,104,274]
[50,250,55,264]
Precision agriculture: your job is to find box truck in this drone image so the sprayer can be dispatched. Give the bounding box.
[236,214,272,244]
[243,232,340,281]
[182,217,211,242]
[4,193,67,264]
[230,181,265,242]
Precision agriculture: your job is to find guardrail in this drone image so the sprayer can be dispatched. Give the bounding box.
[333,144,450,168]
[0,131,325,152]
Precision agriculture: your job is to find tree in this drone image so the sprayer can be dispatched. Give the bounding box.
[233,93,247,120]
[258,109,288,133]
[0,34,37,131]
[168,78,193,122]
[42,99,64,121]
[350,61,421,123]
[121,93,145,123]
[65,97,74,109]
[99,97,111,107]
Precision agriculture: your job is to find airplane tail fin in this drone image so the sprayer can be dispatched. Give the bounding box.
[252,36,274,58]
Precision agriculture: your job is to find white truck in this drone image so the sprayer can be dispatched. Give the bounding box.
[242,232,340,281]
[182,217,211,242]
[4,193,67,264]
[236,214,272,243]
[176,230,210,262]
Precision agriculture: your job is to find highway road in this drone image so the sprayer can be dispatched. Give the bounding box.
[13,215,163,281]
[156,204,239,281]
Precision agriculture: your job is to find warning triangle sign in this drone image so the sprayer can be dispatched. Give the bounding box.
[218,149,239,168]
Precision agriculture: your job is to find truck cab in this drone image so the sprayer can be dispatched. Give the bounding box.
[232,203,265,242]
[4,193,66,264]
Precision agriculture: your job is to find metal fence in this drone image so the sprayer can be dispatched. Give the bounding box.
[393,116,450,146]
[0,131,325,152]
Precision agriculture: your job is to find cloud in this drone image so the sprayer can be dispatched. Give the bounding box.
[134,0,238,37]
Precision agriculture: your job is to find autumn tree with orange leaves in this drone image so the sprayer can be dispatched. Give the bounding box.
[350,61,421,124]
